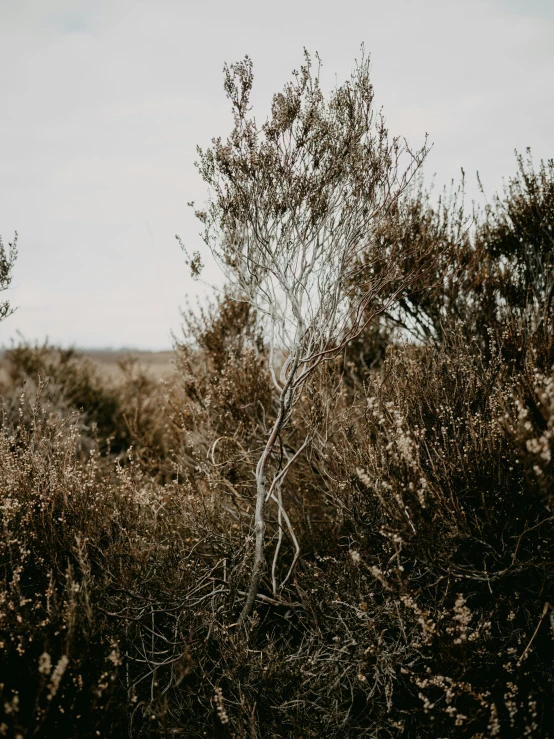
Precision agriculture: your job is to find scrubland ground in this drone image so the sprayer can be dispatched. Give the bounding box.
[0,349,176,386]
[82,350,176,383]
[1,154,554,737]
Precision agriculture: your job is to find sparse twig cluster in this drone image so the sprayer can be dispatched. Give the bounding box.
[188,50,431,619]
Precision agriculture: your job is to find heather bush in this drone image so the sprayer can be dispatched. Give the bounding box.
[0,385,131,736]
[0,343,177,474]
[311,330,554,736]
[0,379,244,737]
[372,152,554,365]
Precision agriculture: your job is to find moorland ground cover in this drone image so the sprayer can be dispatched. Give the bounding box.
[0,151,553,737]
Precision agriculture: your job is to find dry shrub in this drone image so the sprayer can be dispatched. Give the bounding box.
[0,343,177,476]
[0,232,17,322]
[0,379,244,738]
[308,328,553,736]
[0,384,132,737]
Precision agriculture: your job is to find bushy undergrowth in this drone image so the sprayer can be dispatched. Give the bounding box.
[1,153,553,737]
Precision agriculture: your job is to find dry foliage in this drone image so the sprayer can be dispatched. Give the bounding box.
[187,50,431,620]
[0,232,17,322]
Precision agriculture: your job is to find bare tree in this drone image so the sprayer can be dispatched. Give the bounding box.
[0,232,17,322]
[187,50,430,621]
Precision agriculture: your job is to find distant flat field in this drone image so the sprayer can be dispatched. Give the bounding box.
[0,348,178,384]
[81,349,177,381]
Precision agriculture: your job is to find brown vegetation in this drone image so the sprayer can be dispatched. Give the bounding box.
[2,43,554,735]
[0,150,553,737]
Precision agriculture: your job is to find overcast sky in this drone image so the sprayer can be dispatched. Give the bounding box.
[1,0,553,349]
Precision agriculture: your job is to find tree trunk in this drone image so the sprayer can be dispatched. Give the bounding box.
[239,463,268,622]
[239,398,290,621]
[239,358,299,623]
